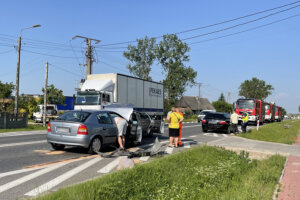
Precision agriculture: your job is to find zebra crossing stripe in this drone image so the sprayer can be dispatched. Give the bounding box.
[165,146,173,154]
[0,168,39,179]
[98,156,125,174]
[222,134,229,137]
[189,135,197,138]
[213,133,218,137]
[183,142,191,148]
[139,156,150,162]
[25,157,102,197]
[0,162,68,194]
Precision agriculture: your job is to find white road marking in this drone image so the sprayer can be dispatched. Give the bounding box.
[165,147,173,154]
[0,162,67,194]
[183,142,191,148]
[222,134,229,137]
[98,156,125,174]
[139,156,150,162]
[0,140,47,148]
[25,157,102,197]
[203,133,210,136]
[213,133,218,137]
[161,141,169,144]
[0,168,39,179]
[189,135,197,138]
[182,125,202,128]
[0,131,46,138]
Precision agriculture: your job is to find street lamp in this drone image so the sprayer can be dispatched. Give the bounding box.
[14,24,41,115]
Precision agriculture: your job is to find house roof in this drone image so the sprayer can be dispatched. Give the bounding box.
[176,96,215,110]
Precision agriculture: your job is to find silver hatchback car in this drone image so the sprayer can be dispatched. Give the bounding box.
[46,110,142,153]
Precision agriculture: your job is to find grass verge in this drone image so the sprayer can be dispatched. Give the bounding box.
[37,146,285,200]
[238,120,300,144]
[0,124,47,133]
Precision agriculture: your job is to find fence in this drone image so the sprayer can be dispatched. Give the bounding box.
[0,112,28,129]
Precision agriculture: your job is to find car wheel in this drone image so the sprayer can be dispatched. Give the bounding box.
[202,128,208,133]
[51,143,65,151]
[226,127,231,134]
[147,127,153,138]
[88,137,102,154]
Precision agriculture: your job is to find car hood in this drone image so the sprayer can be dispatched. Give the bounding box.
[103,107,134,121]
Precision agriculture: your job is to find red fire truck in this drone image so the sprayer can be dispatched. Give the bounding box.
[275,106,282,122]
[234,98,265,124]
[264,102,276,122]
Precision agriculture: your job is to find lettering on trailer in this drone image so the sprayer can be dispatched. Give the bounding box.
[149,87,162,97]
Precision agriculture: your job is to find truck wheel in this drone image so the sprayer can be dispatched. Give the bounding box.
[202,128,208,133]
[51,143,65,151]
[147,128,153,138]
[88,137,102,154]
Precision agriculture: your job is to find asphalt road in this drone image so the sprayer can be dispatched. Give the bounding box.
[0,122,245,200]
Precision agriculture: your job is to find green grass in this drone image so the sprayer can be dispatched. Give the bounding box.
[37,146,285,200]
[238,120,300,144]
[0,124,47,133]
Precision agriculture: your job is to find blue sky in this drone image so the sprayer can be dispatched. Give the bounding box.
[0,0,299,113]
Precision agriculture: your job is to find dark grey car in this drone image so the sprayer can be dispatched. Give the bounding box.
[46,110,142,153]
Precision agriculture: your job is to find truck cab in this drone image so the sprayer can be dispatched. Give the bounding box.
[235,98,265,124]
[75,90,113,110]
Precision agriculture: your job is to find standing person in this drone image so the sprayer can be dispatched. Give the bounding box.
[167,107,183,148]
[241,112,249,133]
[176,108,184,146]
[114,116,128,150]
[230,110,239,134]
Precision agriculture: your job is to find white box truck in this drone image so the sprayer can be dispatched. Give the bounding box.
[74,73,164,134]
[75,73,163,113]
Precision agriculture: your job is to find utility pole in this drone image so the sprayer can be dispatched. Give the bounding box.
[14,24,41,115]
[14,36,21,115]
[198,83,202,98]
[72,36,100,80]
[43,62,48,127]
[227,92,231,103]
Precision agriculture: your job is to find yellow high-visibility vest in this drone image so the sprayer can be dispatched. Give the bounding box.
[242,112,249,122]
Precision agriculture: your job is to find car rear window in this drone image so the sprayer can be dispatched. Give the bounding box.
[205,113,226,120]
[57,111,91,122]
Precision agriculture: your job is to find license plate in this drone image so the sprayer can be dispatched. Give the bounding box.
[208,120,217,124]
[57,127,69,133]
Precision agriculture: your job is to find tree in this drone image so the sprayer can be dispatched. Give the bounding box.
[156,34,197,102]
[0,81,15,112]
[239,77,274,100]
[19,94,38,118]
[298,105,300,113]
[123,36,156,81]
[218,93,226,102]
[40,84,65,105]
[212,101,233,113]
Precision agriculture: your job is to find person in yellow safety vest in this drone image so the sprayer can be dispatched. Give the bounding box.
[241,112,249,133]
[167,107,183,148]
[176,108,184,146]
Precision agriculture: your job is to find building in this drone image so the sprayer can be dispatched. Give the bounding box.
[176,96,215,114]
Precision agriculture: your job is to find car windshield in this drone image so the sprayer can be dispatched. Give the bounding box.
[200,111,210,115]
[76,94,100,105]
[236,100,255,109]
[57,111,91,122]
[205,113,227,120]
[265,105,270,110]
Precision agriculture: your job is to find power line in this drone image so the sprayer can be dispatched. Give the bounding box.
[0,49,14,54]
[97,1,300,46]
[22,49,81,59]
[50,64,82,77]
[189,13,300,45]
[182,4,300,41]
